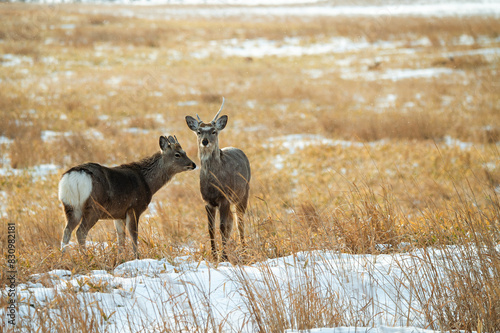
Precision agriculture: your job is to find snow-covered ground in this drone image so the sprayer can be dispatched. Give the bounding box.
[144,3,500,19]
[13,0,500,19]
[5,246,485,332]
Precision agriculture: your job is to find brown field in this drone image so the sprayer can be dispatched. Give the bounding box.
[0,3,499,331]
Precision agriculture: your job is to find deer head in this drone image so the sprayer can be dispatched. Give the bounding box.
[159,135,197,172]
[185,98,227,156]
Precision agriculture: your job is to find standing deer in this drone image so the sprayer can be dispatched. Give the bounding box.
[185,98,251,261]
[58,135,196,258]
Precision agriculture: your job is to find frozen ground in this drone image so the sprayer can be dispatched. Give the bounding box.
[4,246,486,332]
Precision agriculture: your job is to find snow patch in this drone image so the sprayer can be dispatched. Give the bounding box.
[114,258,176,277]
[286,327,441,333]
[0,136,14,145]
[265,134,384,170]
[442,136,475,150]
[0,164,59,178]
[177,100,199,107]
[1,54,34,67]
[0,191,8,218]
[41,130,73,142]
[62,2,500,18]
[342,67,460,82]
[207,37,397,59]
[266,134,382,154]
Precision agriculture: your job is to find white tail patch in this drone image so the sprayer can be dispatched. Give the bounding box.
[58,171,92,209]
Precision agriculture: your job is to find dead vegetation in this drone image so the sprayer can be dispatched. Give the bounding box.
[0,3,499,331]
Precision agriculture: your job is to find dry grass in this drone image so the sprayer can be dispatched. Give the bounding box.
[0,3,499,331]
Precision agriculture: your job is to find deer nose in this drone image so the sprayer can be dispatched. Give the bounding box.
[202,138,209,146]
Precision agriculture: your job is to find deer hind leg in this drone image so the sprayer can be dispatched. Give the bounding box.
[76,208,99,253]
[61,204,82,252]
[219,200,233,262]
[114,219,126,247]
[126,210,140,258]
[205,204,217,259]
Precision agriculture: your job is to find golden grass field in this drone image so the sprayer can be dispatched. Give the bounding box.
[0,3,499,330]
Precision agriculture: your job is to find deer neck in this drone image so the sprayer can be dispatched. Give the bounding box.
[199,146,222,170]
[140,152,171,195]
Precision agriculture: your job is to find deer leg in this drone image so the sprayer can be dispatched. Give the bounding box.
[205,204,217,259]
[114,219,126,247]
[126,210,140,259]
[236,198,248,247]
[61,204,82,252]
[219,200,233,262]
[76,209,99,253]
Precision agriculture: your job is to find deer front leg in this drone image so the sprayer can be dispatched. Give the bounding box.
[236,197,248,248]
[205,204,217,260]
[219,201,233,262]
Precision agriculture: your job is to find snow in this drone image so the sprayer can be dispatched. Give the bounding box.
[5,247,487,332]
[12,0,500,18]
[0,190,8,217]
[8,0,500,19]
[17,0,324,4]
[264,135,387,170]
[248,3,500,18]
[177,100,199,107]
[40,130,73,142]
[0,54,34,68]
[39,129,105,142]
[266,134,384,154]
[94,2,500,18]
[2,0,499,330]
[286,327,440,333]
[444,47,500,61]
[442,135,475,150]
[218,37,374,58]
[0,163,59,178]
[173,36,498,87]
[0,136,14,145]
[341,68,461,82]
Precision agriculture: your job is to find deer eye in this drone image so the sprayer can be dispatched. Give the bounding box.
[211,130,216,135]
[197,130,201,135]
[174,153,181,158]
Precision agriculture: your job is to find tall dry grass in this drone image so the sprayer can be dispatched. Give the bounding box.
[0,3,499,331]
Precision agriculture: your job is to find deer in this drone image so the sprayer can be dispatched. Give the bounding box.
[58,135,196,258]
[185,98,251,261]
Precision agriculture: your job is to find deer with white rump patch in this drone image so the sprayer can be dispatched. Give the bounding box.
[58,135,196,258]
[186,98,251,261]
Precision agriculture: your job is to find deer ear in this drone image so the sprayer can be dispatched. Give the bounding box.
[167,135,177,145]
[215,115,227,131]
[185,116,199,131]
[159,136,170,151]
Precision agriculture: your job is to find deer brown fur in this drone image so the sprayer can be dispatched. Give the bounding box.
[58,135,196,258]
